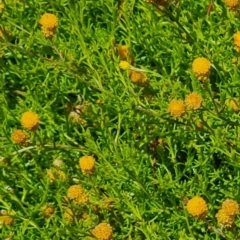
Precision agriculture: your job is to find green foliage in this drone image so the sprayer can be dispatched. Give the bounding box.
[1,0,240,239]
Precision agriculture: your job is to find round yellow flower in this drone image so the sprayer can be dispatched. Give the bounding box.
[130,70,148,87]
[21,111,39,131]
[41,205,55,218]
[39,13,58,30]
[221,199,239,216]
[39,13,58,38]
[216,209,235,228]
[192,57,211,81]
[225,0,239,11]
[79,156,95,175]
[118,45,129,59]
[67,185,89,205]
[119,61,130,70]
[225,99,240,112]
[91,223,113,240]
[11,129,29,145]
[67,185,83,199]
[168,99,186,117]
[186,196,207,219]
[185,92,203,110]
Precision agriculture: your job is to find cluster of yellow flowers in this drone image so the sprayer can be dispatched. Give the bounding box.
[216,199,239,228]
[39,13,58,39]
[118,45,148,87]
[11,111,39,145]
[168,92,203,117]
[187,197,239,228]
[120,56,211,92]
[79,155,96,175]
[67,185,89,205]
[186,196,208,219]
[119,60,148,86]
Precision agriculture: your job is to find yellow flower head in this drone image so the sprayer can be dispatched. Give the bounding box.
[119,61,130,70]
[216,209,235,228]
[225,0,239,11]
[67,185,83,199]
[234,31,240,52]
[67,185,89,205]
[79,156,95,175]
[21,111,39,131]
[39,13,58,30]
[168,99,186,117]
[47,168,67,182]
[130,70,148,87]
[192,57,211,81]
[118,45,129,59]
[186,196,207,219]
[91,223,113,240]
[225,99,240,112]
[221,199,239,216]
[185,92,203,110]
[11,129,29,145]
[39,13,58,38]
[41,204,55,218]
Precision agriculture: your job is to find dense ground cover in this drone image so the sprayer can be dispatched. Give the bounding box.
[1,0,240,239]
